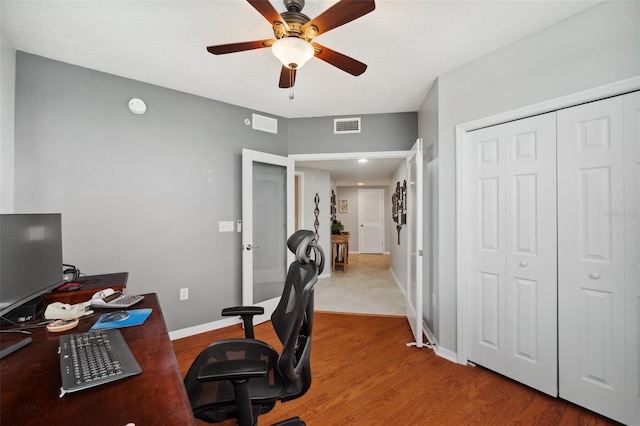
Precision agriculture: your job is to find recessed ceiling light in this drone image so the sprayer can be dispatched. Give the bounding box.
[358,158,368,163]
[357,182,364,186]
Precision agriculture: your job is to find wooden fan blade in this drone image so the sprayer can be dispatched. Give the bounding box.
[278,66,297,88]
[312,43,367,76]
[302,0,375,37]
[207,39,274,55]
[247,0,290,32]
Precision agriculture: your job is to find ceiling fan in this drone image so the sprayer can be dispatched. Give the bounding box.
[206,0,375,93]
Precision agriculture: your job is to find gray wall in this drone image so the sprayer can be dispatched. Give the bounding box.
[335,185,392,253]
[13,52,288,331]
[1,29,15,213]
[419,0,640,354]
[288,113,417,154]
[389,162,408,287]
[9,52,417,332]
[296,166,332,264]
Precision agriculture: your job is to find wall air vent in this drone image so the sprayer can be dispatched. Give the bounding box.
[252,113,278,134]
[334,117,361,134]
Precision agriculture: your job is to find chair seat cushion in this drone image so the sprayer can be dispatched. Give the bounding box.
[184,338,284,423]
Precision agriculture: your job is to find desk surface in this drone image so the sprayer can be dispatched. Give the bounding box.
[0,293,195,426]
[44,272,128,305]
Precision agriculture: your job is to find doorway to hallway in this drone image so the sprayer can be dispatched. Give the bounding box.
[314,253,404,316]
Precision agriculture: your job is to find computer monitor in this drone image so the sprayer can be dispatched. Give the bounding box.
[0,214,64,320]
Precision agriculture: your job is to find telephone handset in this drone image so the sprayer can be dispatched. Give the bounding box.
[90,288,144,309]
[44,301,92,320]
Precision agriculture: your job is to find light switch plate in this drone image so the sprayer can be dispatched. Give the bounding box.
[219,221,234,232]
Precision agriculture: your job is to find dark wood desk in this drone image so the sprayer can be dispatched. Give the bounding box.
[44,272,128,305]
[0,293,195,425]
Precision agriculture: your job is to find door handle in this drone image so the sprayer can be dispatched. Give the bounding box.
[589,272,601,279]
[244,244,258,251]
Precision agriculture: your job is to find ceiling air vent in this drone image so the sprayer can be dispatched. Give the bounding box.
[334,117,361,134]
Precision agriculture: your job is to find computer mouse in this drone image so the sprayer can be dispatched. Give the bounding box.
[56,282,82,292]
[102,311,130,322]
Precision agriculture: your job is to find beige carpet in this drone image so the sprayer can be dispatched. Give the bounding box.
[314,253,406,316]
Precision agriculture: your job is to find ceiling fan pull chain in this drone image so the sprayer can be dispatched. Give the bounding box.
[289,68,295,100]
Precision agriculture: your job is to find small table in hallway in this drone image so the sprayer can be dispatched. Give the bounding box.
[331,233,349,272]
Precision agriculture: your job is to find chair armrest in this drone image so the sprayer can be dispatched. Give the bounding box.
[197,359,267,382]
[221,306,265,339]
[221,306,265,317]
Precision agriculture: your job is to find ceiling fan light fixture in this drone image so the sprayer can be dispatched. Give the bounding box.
[272,37,314,69]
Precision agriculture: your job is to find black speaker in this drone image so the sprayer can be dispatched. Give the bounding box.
[62,264,80,283]
[1,296,45,324]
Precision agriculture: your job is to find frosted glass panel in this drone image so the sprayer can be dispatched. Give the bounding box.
[252,162,287,303]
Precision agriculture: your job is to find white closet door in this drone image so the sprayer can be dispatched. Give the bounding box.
[467,112,557,397]
[557,96,626,423]
[504,113,557,396]
[467,125,507,374]
[624,91,639,425]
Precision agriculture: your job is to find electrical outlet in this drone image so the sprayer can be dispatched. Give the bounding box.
[180,288,189,301]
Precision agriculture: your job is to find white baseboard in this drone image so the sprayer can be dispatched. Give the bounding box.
[169,316,241,341]
[389,266,407,298]
[422,323,459,363]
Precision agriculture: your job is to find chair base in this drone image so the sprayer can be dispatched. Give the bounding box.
[272,416,306,426]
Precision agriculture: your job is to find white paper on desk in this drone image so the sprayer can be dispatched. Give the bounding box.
[44,301,91,320]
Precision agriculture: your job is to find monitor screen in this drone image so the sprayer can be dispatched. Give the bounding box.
[0,214,64,318]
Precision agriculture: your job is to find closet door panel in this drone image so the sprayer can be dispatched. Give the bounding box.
[505,113,557,396]
[558,96,626,423]
[467,113,557,398]
[467,125,507,373]
[624,91,639,425]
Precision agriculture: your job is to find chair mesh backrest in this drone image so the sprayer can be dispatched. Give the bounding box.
[272,230,324,400]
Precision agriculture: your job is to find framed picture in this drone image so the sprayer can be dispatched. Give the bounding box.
[338,200,348,213]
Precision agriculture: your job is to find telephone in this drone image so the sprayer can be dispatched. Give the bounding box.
[90,288,144,309]
[44,301,92,320]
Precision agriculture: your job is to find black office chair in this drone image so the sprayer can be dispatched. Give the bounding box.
[184,230,324,426]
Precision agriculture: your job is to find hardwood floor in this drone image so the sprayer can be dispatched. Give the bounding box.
[172,312,619,426]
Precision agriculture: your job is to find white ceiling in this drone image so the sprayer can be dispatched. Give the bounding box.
[1,0,600,183]
[297,157,405,186]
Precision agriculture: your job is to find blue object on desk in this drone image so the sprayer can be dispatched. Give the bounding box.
[91,308,152,330]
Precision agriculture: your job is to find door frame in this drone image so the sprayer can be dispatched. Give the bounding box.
[455,76,640,365]
[290,150,411,255]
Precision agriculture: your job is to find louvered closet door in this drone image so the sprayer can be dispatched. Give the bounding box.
[557,96,626,423]
[467,113,557,396]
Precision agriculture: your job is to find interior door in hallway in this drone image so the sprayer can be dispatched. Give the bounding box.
[358,189,384,254]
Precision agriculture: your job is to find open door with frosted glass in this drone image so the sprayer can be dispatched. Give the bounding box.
[241,149,294,324]
[406,139,426,347]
